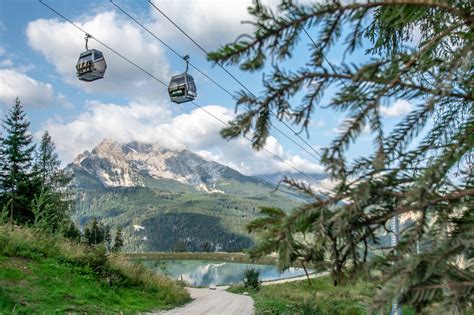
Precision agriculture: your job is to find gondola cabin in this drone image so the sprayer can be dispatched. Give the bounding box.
[76,49,107,82]
[168,73,197,103]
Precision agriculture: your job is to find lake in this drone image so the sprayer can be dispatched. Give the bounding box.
[141,259,310,287]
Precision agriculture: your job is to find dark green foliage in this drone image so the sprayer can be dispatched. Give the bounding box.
[209,0,473,313]
[31,132,73,232]
[0,98,36,224]
[173,240,187,253]
[104,225,112,249]
[62,220,81,241]
[83,219,110,246]
[0,100,73,232]
[70,172,295,252]
[201,241,214,252]
[112,226,124,252]
[243,267,260,290]
[142,212,253,252]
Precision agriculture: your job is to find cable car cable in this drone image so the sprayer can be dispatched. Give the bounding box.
[109,0,231,99]
[38,0,168,87]
[37,0,330,192]
[148,0,324,161]
[286,6,386,142]
[110,0,323,163]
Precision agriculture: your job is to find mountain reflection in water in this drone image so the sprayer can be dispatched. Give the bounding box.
[142,259,310,286]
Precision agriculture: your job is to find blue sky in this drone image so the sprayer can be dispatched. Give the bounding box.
[0,0,414,175]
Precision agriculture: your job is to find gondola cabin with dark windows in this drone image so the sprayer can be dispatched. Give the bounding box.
[168,55,197,104]
[76,34,107,82]
[168,73,197,103]
[76,49,107,82]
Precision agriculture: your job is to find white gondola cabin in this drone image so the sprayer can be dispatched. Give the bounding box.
[168,55,197,103]
[76,34,106,82]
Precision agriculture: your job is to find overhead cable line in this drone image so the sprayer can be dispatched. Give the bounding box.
[286,8,401,315]
[148,0,324,161]
[37,0,330,193]
[286,6,386,142]
[110,0,322,163]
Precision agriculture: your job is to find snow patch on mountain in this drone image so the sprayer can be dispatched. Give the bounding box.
[70,139,250,193]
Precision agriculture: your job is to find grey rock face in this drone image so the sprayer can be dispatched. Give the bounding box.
[70,139,256,192]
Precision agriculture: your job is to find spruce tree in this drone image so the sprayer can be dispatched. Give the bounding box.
[0,132,6,193]
[1,98,36,224]
[209,0,473,312]
[34,131,61,187]
[32,131,73,231]
[112,226,124,252]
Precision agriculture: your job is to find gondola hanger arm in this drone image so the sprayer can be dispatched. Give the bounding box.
[85,33,92,50]
[184,54,190,73]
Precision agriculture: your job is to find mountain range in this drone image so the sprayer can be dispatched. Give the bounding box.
[69,139,327,252]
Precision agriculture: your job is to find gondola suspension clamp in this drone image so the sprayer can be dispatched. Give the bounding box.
[84,33,92,50]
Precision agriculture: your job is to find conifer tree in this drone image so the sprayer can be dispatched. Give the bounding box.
[83,219,111,246]
[34,131,61,187]
[0,132,6,193]
[1,98,36,224]
[32,131,73,231]
[209,0,473,312]
[62,220,81,242]
[112,226,124,252]
[104,225,112,250]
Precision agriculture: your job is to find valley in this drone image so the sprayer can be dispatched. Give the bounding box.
[69,139,323,252]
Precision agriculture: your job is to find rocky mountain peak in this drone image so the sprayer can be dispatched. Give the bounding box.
[70,139,253,193]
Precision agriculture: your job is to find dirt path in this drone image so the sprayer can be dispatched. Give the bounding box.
[156,272,328,314]
[157,286,254,315]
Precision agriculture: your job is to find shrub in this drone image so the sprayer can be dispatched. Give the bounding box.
[243,267,260,290]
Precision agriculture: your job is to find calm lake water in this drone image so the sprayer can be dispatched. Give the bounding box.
[142,259,310,287]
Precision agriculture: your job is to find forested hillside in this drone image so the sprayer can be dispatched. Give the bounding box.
[69,141,300,252]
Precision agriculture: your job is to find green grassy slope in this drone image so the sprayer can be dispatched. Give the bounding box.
[228,277,415,315]
[0,225,190,313]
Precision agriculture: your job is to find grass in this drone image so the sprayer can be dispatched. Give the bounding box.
[228,276,415,315]
[0,224,190,313]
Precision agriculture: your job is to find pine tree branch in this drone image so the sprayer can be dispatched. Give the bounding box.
[368,188,474,225]
[412,282,474,290]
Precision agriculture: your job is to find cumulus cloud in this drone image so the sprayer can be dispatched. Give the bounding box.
[0,69,54,108]
[39,99,172,161]
[26,11,170,98]
[147,0,282,50]
[40,100,323,175]
[380,99,413,118]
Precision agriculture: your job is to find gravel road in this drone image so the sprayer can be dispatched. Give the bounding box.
[157,286,254,315]
[156,272,328,314]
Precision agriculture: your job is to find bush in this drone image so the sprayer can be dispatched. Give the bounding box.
[243,267,260,290]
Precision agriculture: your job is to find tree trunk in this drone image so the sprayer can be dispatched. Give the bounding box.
[301,261,312,287]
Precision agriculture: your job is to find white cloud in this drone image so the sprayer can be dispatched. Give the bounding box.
[0,59,13,67]
[39,99,172,162]
[147,0,280,51]
[26,11,170,98]
[41,99,323,175]
[57,92,75,110]
[380,99,413,118]
[0,69,54,108]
